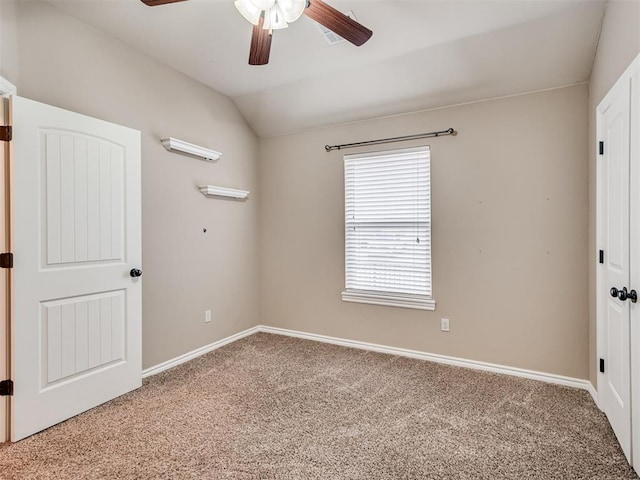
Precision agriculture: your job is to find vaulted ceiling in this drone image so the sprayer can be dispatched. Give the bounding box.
[45,0,606,136]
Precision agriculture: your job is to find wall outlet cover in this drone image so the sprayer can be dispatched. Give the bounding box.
[441,318,450,332]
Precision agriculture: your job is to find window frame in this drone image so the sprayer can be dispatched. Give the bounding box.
[341,145,435,311]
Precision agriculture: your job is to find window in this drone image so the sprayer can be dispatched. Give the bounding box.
[342,145,434,310]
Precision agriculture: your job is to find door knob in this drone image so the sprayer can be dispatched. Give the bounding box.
[130,268,142,278]
[610,286,638,303]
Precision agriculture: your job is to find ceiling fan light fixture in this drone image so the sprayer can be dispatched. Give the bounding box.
[265,3,289,30]
[248,0,275,10]
[277,0,306,23]
[236,0,305,29]
[234,0,262,25]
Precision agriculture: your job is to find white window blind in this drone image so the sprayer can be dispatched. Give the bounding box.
[343,145,433,309]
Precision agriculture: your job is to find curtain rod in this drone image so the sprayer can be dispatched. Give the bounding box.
[324,128,457,152]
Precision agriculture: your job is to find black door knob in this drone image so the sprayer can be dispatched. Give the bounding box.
[130,268,142,278]
[610,286,637,302]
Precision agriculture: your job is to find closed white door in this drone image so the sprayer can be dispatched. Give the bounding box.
[599,81,632,461]
[630,66,640,472]
[11,96,142,441]
[597,54,640,469]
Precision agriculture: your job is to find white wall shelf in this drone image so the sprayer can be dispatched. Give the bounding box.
[0,76,17,95]
[161,137,221,162]
[198,185,249,200]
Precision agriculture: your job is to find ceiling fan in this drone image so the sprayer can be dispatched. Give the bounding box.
[141,0,373,66]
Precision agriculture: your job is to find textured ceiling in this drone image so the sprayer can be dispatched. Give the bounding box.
[45,0,606,136]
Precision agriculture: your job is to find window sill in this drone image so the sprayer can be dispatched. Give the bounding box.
[341,290,436,311]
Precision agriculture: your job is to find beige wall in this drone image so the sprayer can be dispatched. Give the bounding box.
[260,85,589,379]
[0,0,19,85]
[15,1,260,369]
[588,0,640,386]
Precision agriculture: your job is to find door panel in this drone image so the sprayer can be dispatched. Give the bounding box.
[606,300,627,407]
[41,290,125,387]
[11,96,141,441]
[43,131,125,266]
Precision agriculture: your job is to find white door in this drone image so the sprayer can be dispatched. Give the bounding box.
[11,96,142,441]
[630,66,640,472]
[599,81,632,461]
[597,53,640,468]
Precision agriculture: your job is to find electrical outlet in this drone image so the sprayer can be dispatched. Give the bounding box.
[205,310,212,323]
[441,318,450,332]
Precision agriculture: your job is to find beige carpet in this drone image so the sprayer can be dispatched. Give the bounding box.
[0,332,637,479]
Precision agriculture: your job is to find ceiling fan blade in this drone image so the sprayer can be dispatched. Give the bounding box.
[141,0,188,6]
[304,0,372,47]
[249,16,272,66]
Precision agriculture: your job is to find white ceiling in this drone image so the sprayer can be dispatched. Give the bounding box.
[45,0,606,137]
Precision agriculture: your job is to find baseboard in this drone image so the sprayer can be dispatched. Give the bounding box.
[258,326,593,393]
[142,324,594,397]
[142,326,261,378]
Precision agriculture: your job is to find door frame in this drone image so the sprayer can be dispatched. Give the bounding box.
[596,52,640,468]
[0,75,16,444]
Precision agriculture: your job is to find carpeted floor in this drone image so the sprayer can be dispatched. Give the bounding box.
[0,332,637,479]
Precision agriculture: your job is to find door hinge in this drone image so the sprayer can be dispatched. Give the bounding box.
[599,250,604,264]
[599,358,605,373]
[0,379,13,396]
[599,141,604,155]
[0,126,11,142]
[0,253,13,269]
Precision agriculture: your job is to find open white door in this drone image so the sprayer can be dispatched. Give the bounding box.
[11,96,142,441]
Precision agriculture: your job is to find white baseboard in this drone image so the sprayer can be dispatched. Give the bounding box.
[142,326,260,378]
[258,326,594,393]
[142,324,595,399]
